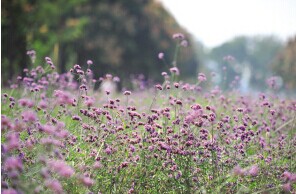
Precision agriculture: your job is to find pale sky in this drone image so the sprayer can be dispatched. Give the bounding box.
[159,0,296,48]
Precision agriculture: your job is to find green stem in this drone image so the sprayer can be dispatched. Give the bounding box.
[173,45,180,67]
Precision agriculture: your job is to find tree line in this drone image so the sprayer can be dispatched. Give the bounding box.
[2,0,199,86]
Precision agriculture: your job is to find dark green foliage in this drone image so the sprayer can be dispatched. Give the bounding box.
[1,0,198,86]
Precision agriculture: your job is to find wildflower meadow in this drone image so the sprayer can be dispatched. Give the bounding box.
[1,34,296,193]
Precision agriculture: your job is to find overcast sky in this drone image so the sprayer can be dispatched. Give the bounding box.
[159,0,296,48]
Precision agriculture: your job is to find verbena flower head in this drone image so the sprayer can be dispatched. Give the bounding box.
[233,165,245,176]
[45,56,55,69]
[124,91,131,95]
[2,188,19,194]
[106,74,113,79]
[105,147,112,155]
[84,97,95,107]
[158,52,164,60]
[1,115,11,129]
[198,73,207,82]
[6,133,20,151]
[282,183,291,192]
[87,60,93,65]
[155,84,163,91]
[266,76,281,90]
[169,67,180,75]
[72,115,82,121]
[18,98,34,108]
[38,100,48,109]
[40,137,62,147]
[41,124,56,135]
[45,179,63,194]
[54,90,74,105]
[172,33,185,40]
[4,156,23,172]
[48,160,75,178]
[248,165,259,176]
[80,176,94,187]
[26,50,36,63]
[21,110,37,122]
[113,76,120,82]
[181,40,188,47]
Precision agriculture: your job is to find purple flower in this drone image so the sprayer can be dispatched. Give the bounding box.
[40,137,62,147]
[45,57,55,69]
[248,165,259,176]
[38,100,48,109]
[282,183,291,192]
[84,97,95,107]
[54,90,74,105]
[123,91,131,95]
[233,165,245,176]
[93,161,102,169]
[4,156,23,172]
[106,74,113,79]
[48,160,75,178]
[159,142,171,152]
[148,146,154,152]
[198,73,207,82]
[87,60,93,65]
[158,52,164,60]
[6,133,20,151]
[181,40,188,47]
[169,67,180,75]
[80,176,94,187]
[130,145,136,153]
[172,33,185,40]
[174,82,179,88]
[45,179,63,194]
[113,76,120,82]
[120,161,129,168]
[266,76,281,89]
[175,170,182,179]
[21,110,37,122]
[72,115,82,121]
[2,189,18,194]
[45,57,52,62]
[155,84,163,91]
[1,115,11,130]
[27,50,36,63]
[105,147,112,155]
[41,124,56,135]
[281,171,296,182]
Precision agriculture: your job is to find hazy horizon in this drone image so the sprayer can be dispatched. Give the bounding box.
[159,0,296,48]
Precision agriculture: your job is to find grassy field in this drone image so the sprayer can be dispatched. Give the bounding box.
[1,47,296,193]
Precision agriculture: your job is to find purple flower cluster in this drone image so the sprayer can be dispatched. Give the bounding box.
[1,43,296,193]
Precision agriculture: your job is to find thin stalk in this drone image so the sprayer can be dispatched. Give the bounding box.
[125,95,129,120]
[173,45,180,67]
[149,89,158,111]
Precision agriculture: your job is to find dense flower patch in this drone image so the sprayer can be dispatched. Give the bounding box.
[1,35,296,193]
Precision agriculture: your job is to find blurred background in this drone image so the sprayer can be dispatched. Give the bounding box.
[2,0,296,93]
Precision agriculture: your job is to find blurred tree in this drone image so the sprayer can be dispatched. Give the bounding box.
[272,36,296,91]
[73,0,198,86]
[209,36,282,90]
[2,0,30,83]
[2,0,88,82]
[27,0,88,72]
[2,0,198,87]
